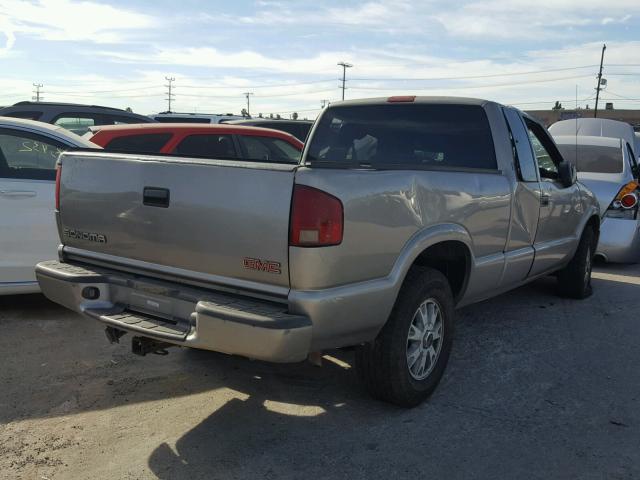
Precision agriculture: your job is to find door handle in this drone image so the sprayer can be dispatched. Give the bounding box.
[143,187,170,208]
[540,193,550,206]
[0,190,37,198]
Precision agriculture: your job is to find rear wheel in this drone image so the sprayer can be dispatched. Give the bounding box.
[355,267,454,407]
[557,226,596,299]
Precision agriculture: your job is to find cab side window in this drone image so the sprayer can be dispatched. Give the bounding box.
[525,119,562,180]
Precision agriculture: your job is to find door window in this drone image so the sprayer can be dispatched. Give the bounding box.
[0,129,67,180]
[238,135,301,163]
[173,134,237,159]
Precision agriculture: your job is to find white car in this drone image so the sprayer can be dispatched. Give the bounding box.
[0,117,100,294]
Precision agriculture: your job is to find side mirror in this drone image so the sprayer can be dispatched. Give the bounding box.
[558,161,577,188]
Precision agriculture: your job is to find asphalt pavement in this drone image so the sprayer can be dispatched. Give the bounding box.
[1,263,639,479]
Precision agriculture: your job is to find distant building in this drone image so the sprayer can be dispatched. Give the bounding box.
[526,106,640,131]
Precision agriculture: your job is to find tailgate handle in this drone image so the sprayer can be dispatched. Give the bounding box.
[143,187,170,208]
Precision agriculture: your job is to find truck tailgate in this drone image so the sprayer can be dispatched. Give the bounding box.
[58,152,295,292]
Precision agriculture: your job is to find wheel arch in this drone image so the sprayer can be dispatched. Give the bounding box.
[392,224,474,304]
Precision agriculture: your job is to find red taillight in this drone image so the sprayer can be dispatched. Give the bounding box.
[620,193,638,209]
[55,164,61,211]
[290,185,343,247]
[387,96,416,103]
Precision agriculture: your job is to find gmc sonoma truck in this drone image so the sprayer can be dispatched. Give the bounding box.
[37,97,600,407]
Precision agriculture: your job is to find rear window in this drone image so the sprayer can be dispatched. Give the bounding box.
[556,144,623,174]
[306,104,497,170]
[173,134,237,159]
[104,133,172,153]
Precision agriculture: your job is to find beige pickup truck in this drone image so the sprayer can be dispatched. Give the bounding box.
[37,97,600,406]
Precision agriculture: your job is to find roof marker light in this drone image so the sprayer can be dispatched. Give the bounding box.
[387,96,416,103]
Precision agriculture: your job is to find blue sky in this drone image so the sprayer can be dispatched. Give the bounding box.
[0,0,639,118]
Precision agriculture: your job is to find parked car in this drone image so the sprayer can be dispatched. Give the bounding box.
[549,118,637,159]
[554,135,639,263]
[224,118,314,141]
[0,117,100,294]
[37,96,599,406]
[150,112,245,124]
[0,101,154,135]
[87,123,303,162]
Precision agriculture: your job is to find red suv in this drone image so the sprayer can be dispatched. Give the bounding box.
[88,123,303,163]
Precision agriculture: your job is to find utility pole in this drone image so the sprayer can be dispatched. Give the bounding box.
[321,99,329,108]
[165,77,175,113]
[32,83,43,102]
[594,44,606,118]
[337,61,353,101]
[243,92,253,116]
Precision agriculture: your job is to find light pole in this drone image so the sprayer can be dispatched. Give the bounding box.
[594,44,606,118]
[244,92,254,117]
[165,77,175,112]
[337,61,353,101]
[32,83,43,102]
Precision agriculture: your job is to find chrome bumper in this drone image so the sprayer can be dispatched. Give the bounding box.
[36,260,312,363]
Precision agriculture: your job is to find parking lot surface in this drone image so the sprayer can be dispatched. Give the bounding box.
[1,263,639,480]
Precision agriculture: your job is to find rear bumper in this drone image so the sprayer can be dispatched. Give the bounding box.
[597,217,640,263]
[36,260,312,363]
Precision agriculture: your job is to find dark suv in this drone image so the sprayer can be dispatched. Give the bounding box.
[0,102,154,135]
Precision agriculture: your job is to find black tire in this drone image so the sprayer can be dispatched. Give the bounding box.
[557,226,596,299]
[355,266,454,407]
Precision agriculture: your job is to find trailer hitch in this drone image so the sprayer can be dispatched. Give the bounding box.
[105,326,126,344]
[131,336,174,356]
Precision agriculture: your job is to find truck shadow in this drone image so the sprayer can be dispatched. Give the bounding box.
[147,352,399,479]
[144,268,640,479]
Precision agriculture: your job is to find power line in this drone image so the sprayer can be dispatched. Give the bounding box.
[179,79,336,89]
[349,74,595,91]
[602,90,639,101]
[510,94,597,107]
[351,65,602,82]
[46,85,164,94]
[171,88,337,99]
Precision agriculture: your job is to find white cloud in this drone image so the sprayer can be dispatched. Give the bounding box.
[219,0,638,39]
[0,0,157,48]
[0,16,16,56]
[434,0,639,38]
